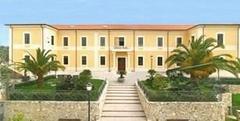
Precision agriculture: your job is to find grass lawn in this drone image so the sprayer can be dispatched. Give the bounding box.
[10,76,106,101]
[232,94,240,107]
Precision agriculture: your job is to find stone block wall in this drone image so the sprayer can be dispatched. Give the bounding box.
[227,85,240,94]
[3,82,108,121]
[4,101,99,121]
[136,83,230,121]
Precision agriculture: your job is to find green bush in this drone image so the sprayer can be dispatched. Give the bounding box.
[8,112,26,121]
[75,70,93,90]
[56,76,74,90]
[152,74,169,90]
[79,69,92,78]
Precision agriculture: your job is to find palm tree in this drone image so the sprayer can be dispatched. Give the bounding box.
[16,48,65,87]
[165,35,235,80]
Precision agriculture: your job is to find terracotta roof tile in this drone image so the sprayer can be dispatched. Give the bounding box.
[51,24,195,30]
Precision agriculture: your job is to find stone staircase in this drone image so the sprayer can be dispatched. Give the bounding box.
[101,85,146,121]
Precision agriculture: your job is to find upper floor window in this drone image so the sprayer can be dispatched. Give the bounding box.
[138,56,143,66]
[81,37,87,46]
[100,56,105,65]
[138,37,144,47]
[24,55,30,62]
[51,35,54,45]
[82,56,87,65]
[176,37,182,46]
[24,33,30,44]
[119,37,125,46]
[63,37,68,46]
[191,36,195,42]
[63,56,68,65]
[100,37,106,47]
[157,56,163,66]
[157,37,163,47]
[217,33,224,46]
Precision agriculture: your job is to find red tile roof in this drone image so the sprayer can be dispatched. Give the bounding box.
[51,24,195,30]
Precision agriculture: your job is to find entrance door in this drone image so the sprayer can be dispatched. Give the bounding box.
[118,58,126,71]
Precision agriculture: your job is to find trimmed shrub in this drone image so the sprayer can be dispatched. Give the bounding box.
[152,74,169,90]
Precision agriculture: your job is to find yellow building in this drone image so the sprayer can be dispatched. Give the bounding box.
[6,24,240,74]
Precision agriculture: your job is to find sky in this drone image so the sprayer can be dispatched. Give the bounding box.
[0,0,240,46]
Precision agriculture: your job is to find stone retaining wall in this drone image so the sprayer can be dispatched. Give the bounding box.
[3,82,108,121]
[136,83,231,121]
[227,85,240,94]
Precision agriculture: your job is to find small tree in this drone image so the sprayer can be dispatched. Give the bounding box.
[15,48,65,88]
[75,70,92,90]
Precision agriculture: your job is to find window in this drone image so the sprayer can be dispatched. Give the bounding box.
[100,37,105,47]
[138,56,143,66]
[51,36,54,45]
[63,56,68,65]
[100,56,105,65]
[51,57,54,61]
[217,33,224,46]
[157,37,163,47]
[63,37,68,46]
[24,55,30,62]
[82,56,87,65]
[176,37,182,46]
[191,36,195,42]
[157,57,163,66]
[138,37,143,47]
[24,33,30,44]
[81,37,87,46]
[119,37,125,46]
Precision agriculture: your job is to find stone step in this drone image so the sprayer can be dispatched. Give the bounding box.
[103,104,143,112]
[108,86,136,89]
[106,93,138,97]
[107,88,136,91]
[107,90,137,94]
[105,100,140,104]
[102,111,145,117]
[106,96,139,100]
[101,117,147,121]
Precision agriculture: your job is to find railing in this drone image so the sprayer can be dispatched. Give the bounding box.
[113,46,129,49]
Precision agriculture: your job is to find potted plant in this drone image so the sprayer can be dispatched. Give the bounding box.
[117,70,126,82]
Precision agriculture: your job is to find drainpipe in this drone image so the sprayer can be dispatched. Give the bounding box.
[75,30,78,72]
[237,25,240,58]
[133,30,136,72]
[108,30,111,72]
[41,25,44,50]
[166,31,169,70]
[10,25,13,64]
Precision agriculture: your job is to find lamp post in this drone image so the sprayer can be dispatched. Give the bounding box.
[150,55,153,70]
[86,82,93,121]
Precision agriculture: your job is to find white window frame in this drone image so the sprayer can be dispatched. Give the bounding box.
[62,55,69,66]
[23,32,31,45]
[99,55,106,67]
[137,55,144,67]
[137,36,144,48]
[81,55,88,66]
[62,36,69,47]
[216,32,225,46]
[156,36,164,48]
[156,56,164,67]
[80,36,88,47]
[175,36,183,47]
[99,36,106,47]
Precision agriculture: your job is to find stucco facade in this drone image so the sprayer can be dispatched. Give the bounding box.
[7,24,240,74]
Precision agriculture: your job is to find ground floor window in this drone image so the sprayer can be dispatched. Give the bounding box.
[157,56,163,66]
[138,56,143,66]
[63,56,68,65]
[82,56,87,65]
[100,56,105,65]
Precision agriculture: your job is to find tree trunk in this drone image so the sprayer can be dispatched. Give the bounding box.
[36,75,44,88]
